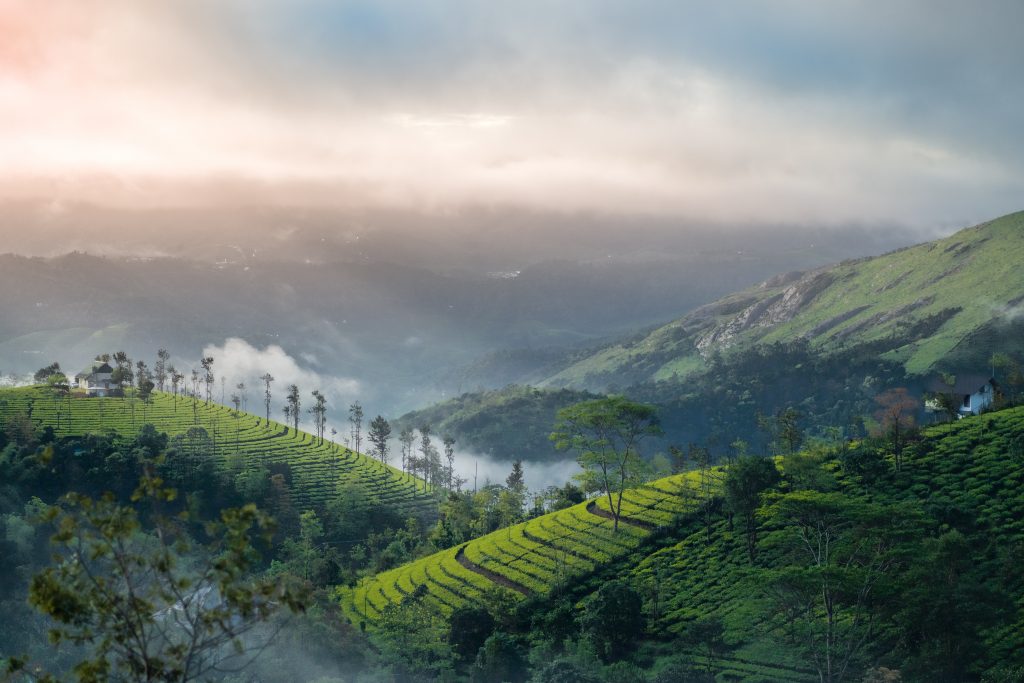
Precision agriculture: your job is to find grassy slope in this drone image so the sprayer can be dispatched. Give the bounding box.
[340,406,1024,681]
[544,211,1024,389]
[621,407,1024,679]
[0,387,434,516]
[336,471,699,625]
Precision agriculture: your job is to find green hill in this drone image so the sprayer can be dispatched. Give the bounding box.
[542,211,1024,391]
[338,406,1024,681]
[0,387,435,518]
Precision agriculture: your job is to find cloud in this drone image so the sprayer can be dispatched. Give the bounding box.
[198,338,361,417]
[0,1,1022,228]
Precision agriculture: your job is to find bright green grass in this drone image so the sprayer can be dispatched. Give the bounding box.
[545,211,1024,387]
[0,386,434,516]
[337,470,703,628]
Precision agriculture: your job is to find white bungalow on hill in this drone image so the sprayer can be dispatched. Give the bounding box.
[75,359,114,396]
[926,374,1000,417]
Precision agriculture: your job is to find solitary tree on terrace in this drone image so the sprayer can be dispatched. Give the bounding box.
[237,381,247,413]
[368,415,392,464]
[551,396,662,532]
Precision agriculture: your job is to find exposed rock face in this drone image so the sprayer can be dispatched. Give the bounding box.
[695,270,834,355]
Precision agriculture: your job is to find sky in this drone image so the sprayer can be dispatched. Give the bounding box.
[2,0,1023,230]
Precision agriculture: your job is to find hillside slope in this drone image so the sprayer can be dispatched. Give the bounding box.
[0,387,435,517]
[340,405,1024,681]
[543,211,1024,391]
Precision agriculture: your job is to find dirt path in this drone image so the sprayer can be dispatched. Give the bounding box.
[455,546,533,596]
[586,500,656,530]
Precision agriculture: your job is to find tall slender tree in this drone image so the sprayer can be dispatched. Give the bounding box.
[400,427,415,475]
[349,402,364,455]
[200,356,214,404]
[310,390,327,445]
[418,425,434,492]
[260,373,275,426]
[443,436,456,491]
[286,384,301,431]
[237,381,247,412]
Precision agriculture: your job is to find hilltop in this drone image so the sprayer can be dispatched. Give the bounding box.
[0,387,435,518]
[542,211,1024,391]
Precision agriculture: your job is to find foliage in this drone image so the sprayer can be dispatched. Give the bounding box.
[551,396,662,531]
[24,472,308,682]
[579,580,644,663]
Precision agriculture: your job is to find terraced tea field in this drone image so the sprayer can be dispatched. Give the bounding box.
[0,387,435,517]
[337,472,702,625]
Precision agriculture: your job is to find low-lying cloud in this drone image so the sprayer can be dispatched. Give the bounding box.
[198,338,361,419]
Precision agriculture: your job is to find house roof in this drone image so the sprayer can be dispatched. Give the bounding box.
[926,373,998,395]
[77,361,113,378]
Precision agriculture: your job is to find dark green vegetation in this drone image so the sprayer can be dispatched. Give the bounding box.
[339,405,1024,682]
[412,212,1024,455]
[395,386,598,461]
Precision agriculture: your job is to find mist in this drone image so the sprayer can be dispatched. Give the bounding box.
[449,449,581,492]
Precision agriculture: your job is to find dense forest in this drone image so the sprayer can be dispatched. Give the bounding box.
[3,381,1023,681]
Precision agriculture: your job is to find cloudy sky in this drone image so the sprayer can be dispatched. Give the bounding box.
[2,0,1022,228]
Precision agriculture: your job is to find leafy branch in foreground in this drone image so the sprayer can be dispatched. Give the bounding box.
[15,469,308,683]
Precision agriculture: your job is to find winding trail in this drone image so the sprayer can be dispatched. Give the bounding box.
[455,546,533,596]
[586,500,656,530]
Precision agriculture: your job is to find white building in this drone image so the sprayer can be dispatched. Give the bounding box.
[75,360,114,397]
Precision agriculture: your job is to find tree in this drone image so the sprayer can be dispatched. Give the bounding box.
[368,415,392,464]
[33,362,62,384]
[200,356,214,404]
[23,474,308,682]
[448,606,495,663]
[579,579,644,662]
[399,427,415,475]
[285,384,300,431]
[259,373,274,426]
[111,351,133,399]
[416,425,435,491]
[724,455,781,563]
[471,632,528,683]
[154,349,170,392]
[349,402,364,456]
[46,372,71,431]
[776,407,803,455]
[309,390,327,445]
[236,381,247,413]
[873,388,918,470]
[443,436,456,490]
[758,491,921,683]
[551,397,662,532]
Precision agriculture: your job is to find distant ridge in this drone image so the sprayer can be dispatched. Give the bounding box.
[541,211,1024,391]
